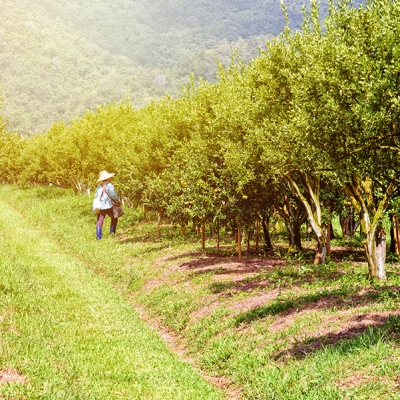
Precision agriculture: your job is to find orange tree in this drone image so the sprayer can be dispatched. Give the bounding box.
[160,63,280,251]
[240,6,334,265]
[275,0,400,279]
[15,102,136,192]
[0,130,23,183]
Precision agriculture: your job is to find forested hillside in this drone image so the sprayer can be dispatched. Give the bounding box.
[0,0,153,134]
[0,0,330,134]
[41,0,326,68]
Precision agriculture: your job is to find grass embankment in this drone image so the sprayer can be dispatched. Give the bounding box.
[1,185,400,399]
[0,186,223,399]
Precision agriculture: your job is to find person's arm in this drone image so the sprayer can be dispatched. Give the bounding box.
[105,183,120,203]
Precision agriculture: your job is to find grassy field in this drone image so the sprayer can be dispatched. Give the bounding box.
[0,186,223,399]
[1,185,400,399]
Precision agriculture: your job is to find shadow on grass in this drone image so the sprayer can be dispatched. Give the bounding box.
[234,286,400,326]
[165,246,367,293]
[161,251,208,262]
[233,286,354,325]
[273,314,400,361]
[177,255,347,296]
[206,266,347,295]
[117,237,172,255]
[179,254,285,273]
[329,246,367,263]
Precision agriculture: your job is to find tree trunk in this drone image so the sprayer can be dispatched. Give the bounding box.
[157,212,162,238]
[326,222,331,257]
[294,223,303,253]
[201,221,205,251]
[340,215,351,238]
[216,223,220,254]
[237,216,242,261]
[314,224,327,265]
[261,215,273,251]
[364,228,387,280]
[286,224,297,254]
[340,207,360,238]
[285,174,326,264]
[255,218,260,251]
[344,176,393,280]
[192,217,199,233]
[390,213,400,255]
[314,235,327,264]
[329,222,335,240]
[390,219,396,254]
[276,195,305,254]
[376,229,387,279]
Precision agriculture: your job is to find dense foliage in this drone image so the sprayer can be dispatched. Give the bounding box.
[2,0,400,280]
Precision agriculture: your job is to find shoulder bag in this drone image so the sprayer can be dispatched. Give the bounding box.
[102,184,124,218]
[92,190,103,215]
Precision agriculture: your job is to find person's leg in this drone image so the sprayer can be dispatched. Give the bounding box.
[96,211,106,239]
[108,208,118,235]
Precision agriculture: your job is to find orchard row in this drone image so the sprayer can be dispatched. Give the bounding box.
[2,1,400,279]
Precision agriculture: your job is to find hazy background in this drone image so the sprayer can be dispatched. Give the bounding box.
[0,0,331,135]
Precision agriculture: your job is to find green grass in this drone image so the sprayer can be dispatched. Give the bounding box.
[2,185,400,399]
[0,186,223,399]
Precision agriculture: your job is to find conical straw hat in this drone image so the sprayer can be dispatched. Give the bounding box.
[97,170,115,182]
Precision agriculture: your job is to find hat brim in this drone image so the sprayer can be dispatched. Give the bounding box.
[97,172,115,182]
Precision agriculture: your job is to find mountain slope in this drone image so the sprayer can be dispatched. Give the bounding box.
[40,0,321,68]
[0,0,331,134]
[0,0,163,134]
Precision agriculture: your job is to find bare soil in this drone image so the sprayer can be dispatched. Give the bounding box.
[0,368,26,386]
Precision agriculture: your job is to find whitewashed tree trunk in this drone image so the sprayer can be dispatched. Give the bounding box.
[344,176,393,280]
[286,174,327,264]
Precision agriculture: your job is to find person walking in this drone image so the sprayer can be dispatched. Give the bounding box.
[94,170,121,239]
